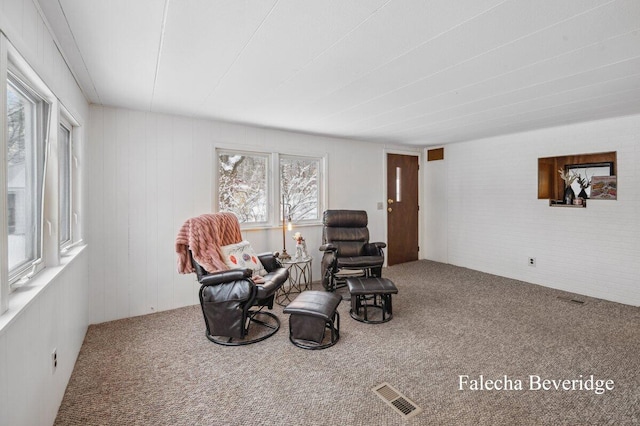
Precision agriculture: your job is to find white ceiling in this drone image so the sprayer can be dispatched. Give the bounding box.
[39,0,640,146]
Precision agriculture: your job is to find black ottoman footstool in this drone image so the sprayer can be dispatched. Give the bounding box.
[346,277,398,324]
[283,291,341,349]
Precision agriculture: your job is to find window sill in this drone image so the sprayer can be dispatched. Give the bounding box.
[0,244,87,333]
[241,222,323,232]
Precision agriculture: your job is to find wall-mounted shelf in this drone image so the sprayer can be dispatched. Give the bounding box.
[549,200,585,208]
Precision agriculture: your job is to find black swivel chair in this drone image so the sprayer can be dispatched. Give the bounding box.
[176,212,288,345]
[319,210,386,292]
[192,251,288,345]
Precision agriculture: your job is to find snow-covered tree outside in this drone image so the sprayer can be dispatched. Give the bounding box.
[218,153,269,223]
[280,156,319,221]
[218,151,321,225]
[7,80,33,271]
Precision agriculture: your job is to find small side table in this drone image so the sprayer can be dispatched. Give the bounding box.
[276,257,313,306]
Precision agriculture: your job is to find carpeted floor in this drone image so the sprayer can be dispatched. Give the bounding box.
[54,260,640,425]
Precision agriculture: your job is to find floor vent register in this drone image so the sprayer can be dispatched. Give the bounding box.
[372,382,423,419]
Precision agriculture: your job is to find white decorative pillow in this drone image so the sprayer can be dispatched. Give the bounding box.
[220,241,266,276]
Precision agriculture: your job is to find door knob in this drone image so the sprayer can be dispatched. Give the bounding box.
[387,199,394,204]
[388,207,393,212]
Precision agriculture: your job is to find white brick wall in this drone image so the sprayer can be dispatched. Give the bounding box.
[424,114,640,306]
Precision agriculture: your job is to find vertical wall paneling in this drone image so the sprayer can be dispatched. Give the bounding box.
[172,117,198,307]
[0,250,93,426]
[5,311,30,425]
[115,109,131,318]
[128,110,147,316]
[156,114,177,313]
[38,283,57,423]
[192,120,213,213]
[0,331,7,421]
[88,106,415,323]
[145,113,159,313]
[88,106,105,321]
[1,1,90,425]
[100,107,119,321]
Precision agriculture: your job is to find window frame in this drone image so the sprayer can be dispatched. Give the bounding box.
[215,148,326,229]
[58,116,73,250]
[1,36,86,317]
[279,153,323,225]
[6,71,49,286]
[216,149,272,227]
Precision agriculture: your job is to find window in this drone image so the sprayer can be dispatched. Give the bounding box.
[218,151,269,224]
[217,150,324,227]
[59,121,72,247]
[280,155,320,222]
[1,38,84,315]
[6,73,48,282]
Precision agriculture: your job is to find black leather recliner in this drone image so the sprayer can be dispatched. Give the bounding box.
[319,210,386,291]
[192,251,288,345]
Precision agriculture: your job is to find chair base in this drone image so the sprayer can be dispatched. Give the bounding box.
[350,294,393,324]
[325,268,366,292]
[206,310,280,346]
[346,277,398,324]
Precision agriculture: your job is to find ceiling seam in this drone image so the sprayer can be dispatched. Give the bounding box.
[41,0,640,147]
[333,32,640,134]
[150,0,171,111]
[309,0,621,126]
[381,87,640,141]
[244,0,395,107]
[55,0,102,105]
[384,78,640,138]
[361,62,640,138]
[259,0,512,115]
[198,0,280,108]
[412,93,640,144]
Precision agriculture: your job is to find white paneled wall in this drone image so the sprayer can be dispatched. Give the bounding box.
[424,114,640,306]
[88,106,415,324]
[0,250,89,426]
[0,1,90,425]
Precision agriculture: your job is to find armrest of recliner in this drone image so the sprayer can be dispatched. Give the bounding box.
[198,268,252,286]
[257,252,282,272]
[319,243,337,252]
[364,242,386,255]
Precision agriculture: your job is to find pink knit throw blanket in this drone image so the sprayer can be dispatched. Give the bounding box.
[175,212,243,274]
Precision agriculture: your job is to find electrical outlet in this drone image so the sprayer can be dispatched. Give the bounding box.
[528,257,536,267]
[52,349,58,373]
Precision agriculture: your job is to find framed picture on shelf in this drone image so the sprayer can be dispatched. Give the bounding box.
[589,176,617,199]
[565,162,613,199]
